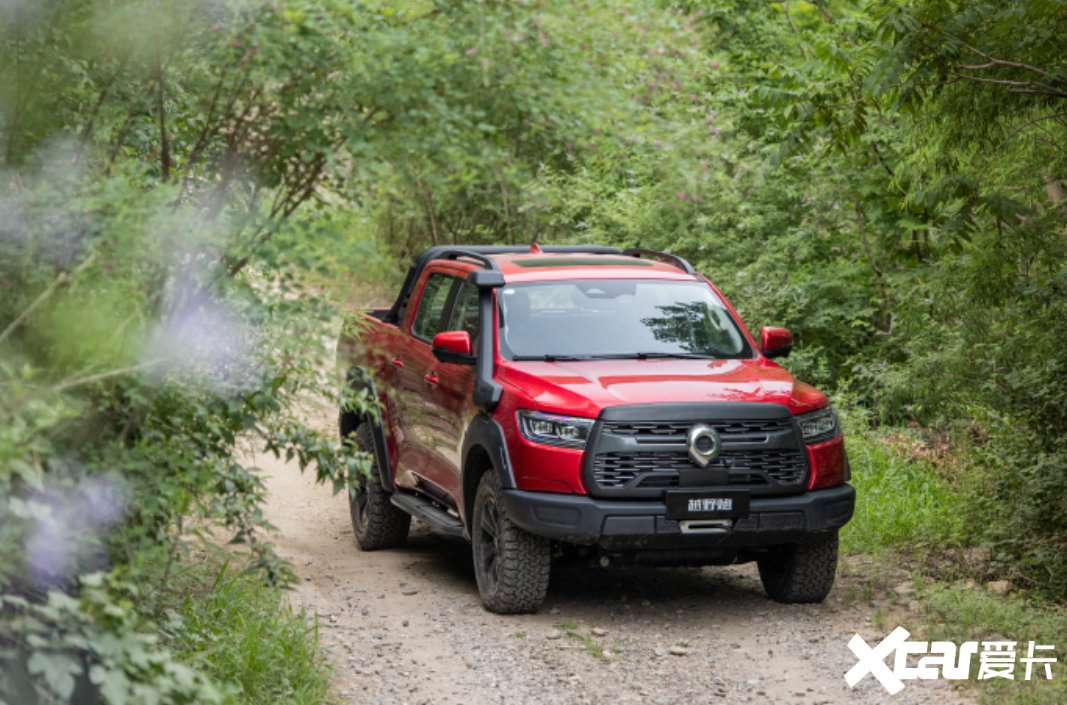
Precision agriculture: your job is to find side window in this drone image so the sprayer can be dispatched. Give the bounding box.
[411,274,459,342]
[448,282,480,344]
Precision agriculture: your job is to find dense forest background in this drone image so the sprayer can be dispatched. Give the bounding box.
[2,0,1065,702]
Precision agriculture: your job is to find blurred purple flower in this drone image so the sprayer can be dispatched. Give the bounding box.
[25,476,130,588]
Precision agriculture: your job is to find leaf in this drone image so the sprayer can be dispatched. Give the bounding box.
[26,652,80,699]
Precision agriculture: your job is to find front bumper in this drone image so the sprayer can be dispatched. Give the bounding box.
[500,484,855,550]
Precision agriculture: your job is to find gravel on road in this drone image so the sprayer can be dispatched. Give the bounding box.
[254,403,973,705]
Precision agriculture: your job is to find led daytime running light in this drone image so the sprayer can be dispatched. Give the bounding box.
[516,410,594,449]
[795,406,839,444]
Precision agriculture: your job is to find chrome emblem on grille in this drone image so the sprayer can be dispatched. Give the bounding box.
[687,424,722,467]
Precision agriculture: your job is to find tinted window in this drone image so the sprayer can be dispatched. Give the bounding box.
[411,274,459,342]
[448,281,480,345]
[498,279,752,360]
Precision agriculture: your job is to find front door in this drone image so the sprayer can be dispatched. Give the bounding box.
[420,280,480,503]
[394,270,461,504]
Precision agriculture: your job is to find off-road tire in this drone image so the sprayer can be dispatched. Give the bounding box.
[757,532,839,604]
[472,471,551,614]
[346,422,410,551]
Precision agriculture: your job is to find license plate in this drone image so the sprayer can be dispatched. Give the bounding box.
[665,490,750,520]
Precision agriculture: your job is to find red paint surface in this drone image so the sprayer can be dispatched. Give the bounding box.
[807,436,848,490]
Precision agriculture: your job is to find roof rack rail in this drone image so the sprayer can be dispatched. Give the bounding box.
[434,248,500,271]
[622,248,696,275]
[385,245,624,324]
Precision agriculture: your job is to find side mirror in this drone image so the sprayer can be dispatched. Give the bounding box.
[432,331,476,366]
[760,326,793,359]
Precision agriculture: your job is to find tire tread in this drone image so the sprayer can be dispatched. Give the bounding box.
[757,533,838,604]
[473,471,551,614]
[347,423,410,551]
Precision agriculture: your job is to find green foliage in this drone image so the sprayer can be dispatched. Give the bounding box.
[840,424,967,555]
[918,584,1067,705]
[0,574,223,705]
[361,0,709,257]
[750,0,1067,594]
[0,158,361,700]
[1,0,744,699]
[956,407,1067,597]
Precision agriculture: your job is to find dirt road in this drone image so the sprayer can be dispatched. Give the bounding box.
[257,399,972,705]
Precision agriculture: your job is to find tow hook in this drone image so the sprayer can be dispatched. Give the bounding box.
[679,519,733,534]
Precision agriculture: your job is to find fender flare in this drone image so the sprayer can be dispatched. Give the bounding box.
[461,413,516,524]
[342,367,394,492]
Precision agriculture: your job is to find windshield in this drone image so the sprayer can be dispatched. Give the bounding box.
[497,279,753,361]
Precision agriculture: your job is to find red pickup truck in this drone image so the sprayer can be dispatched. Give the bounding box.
[338,245,853,613]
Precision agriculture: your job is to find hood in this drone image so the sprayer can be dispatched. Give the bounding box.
[499,357,827,418]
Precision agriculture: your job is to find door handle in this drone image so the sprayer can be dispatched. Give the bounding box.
[390,357,404,368]
[424,372,439,386]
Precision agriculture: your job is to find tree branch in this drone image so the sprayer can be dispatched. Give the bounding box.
[0,253,97,345]
[855,198,890,335]
[493,166,514,245]
[75,55,129,163]
[809,0,834,23]
[976,112,1067,186]
[869,140,897,180]
[51,358,169,394]
[1008,88,1067,98]
[224,154,328,278]
[416,177,441,246]
[156,57,172,181]
[948,71,1067,98]
[781,2,811,59]
[783,0,799,34]
[954,39,1067,85]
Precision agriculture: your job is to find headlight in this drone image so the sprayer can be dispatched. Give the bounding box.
[516,410,595,449]
[795,406,839,444]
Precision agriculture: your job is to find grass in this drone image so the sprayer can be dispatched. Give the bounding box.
[167,561,333,705]
[836,418,1065,704]
[564,632,610,661]
[554,621,611,661]
[840,429,968,555]
[911,583,1067,705]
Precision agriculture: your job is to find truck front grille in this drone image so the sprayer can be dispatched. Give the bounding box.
[592,450,805,490]
[601,418,792,442]
[582,405,809,499]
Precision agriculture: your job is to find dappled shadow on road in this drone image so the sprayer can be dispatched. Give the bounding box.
[397,520,771,617]
[389,523,478,592]
[550,563,765,604]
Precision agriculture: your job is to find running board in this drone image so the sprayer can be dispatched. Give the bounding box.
[390,492,465,538]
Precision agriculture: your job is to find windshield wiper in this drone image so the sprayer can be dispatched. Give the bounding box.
[512,354,593,362]
[513,352,723,362]
[589,352,720,360]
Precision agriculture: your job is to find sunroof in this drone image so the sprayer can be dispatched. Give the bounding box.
[512,256,655,268]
